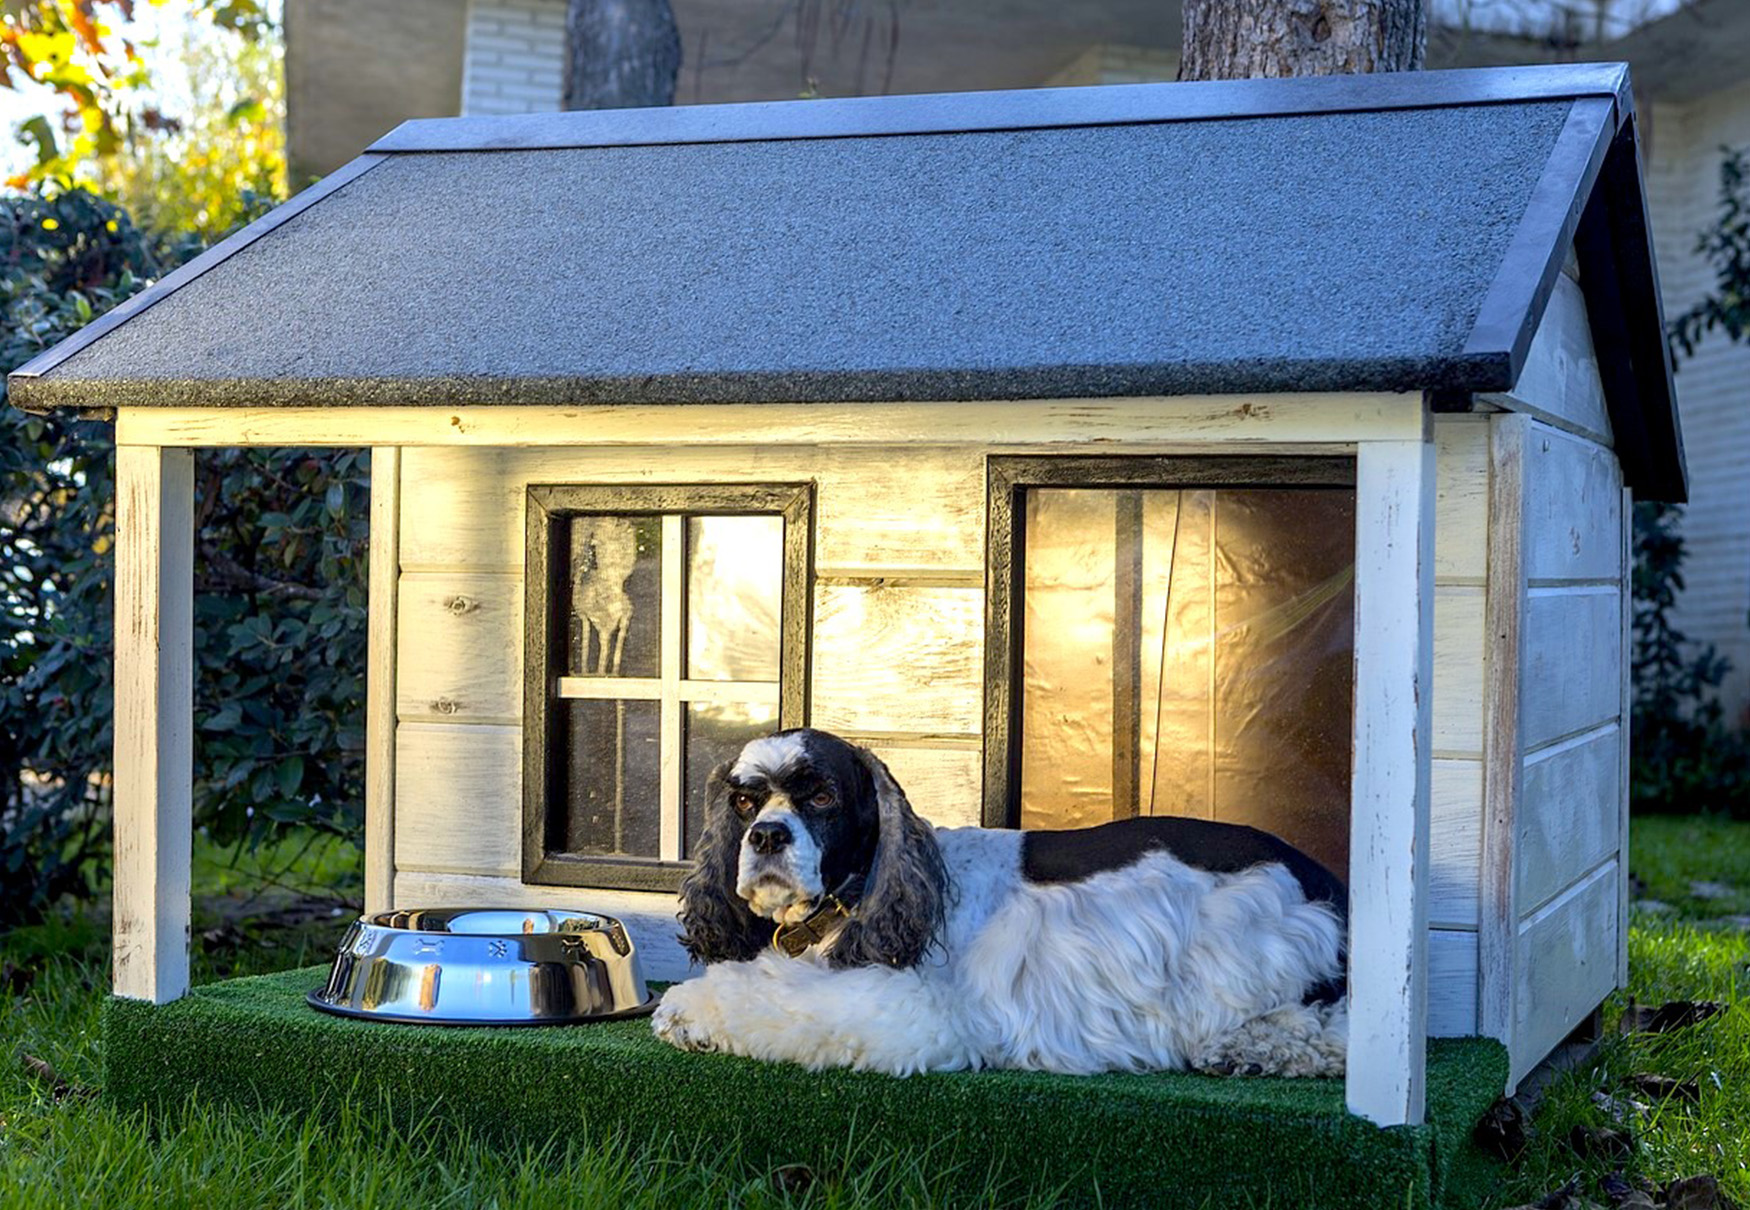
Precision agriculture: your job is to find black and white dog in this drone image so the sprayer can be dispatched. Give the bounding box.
[652,728,1349,1077]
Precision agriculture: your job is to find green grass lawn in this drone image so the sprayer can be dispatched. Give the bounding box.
[2,819,1747,1209]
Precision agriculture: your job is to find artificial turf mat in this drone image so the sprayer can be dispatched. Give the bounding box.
[105,968,1508,1209]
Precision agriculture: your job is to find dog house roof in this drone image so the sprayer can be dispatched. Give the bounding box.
[8,62,1684,499]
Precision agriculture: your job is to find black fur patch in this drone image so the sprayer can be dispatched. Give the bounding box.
[1021,817,1348,1005]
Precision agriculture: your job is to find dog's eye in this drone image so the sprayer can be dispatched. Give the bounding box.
[730,792,756,814]
[809,790,835,808]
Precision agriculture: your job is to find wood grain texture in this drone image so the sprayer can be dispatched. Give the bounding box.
[112,446,195,1003]
[395,572,522,724]
[1432,586,1486,757]
[1435,416,1490,584]
[1523,587,1622,751]
[1513,859,1620,1087]
[365,446,401,914]
[391,870,692,982]
[1346,436,1435,1127]
[397,445,986,575]
[1517,724,1622,916]
[1479,276,1613,447]
[1430,758,1483,929]
[1429,928,1480,1038]
[1480,414,1527,1049]
[811,585,984,734]
[854,743,983,828]
[1522,424,1624,584]
[1617,486,1633,988]
[116,393,1426,449]
[395,723,522,878]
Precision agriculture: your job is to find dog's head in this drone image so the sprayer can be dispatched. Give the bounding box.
[677,728,947,969]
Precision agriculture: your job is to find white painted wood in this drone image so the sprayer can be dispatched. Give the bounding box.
[1345,434,1435,1128]
[811,585,984,735]
[365,446,401,914]
[1617,486,1633,988]
[396,445,988,575]
[1517,724,1623,916]
[1523,587,1623,751]
[395,723,522,877]
[112,445,195,1004]
[659,515,684,863]
[1430,758,1483,929]
[1432,586,1486,758]
[858,743,983,828]
[1429,928,1480,1038]
[1522,425,1625,585]
[1513,859,1620,1087]
[392,870,692,982]
[395,572,522,723]
[1479,275,1613,447]
[116,393,1426,450]
[1480,414,1527,1051]
[1434,416,1490,585]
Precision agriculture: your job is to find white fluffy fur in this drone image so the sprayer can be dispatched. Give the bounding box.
[654,826,1348,1076]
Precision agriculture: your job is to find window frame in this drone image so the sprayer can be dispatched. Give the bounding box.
[982,454,1357,828]
[523,482,813,892]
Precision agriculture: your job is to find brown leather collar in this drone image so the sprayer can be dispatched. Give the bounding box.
[770,875,864,958]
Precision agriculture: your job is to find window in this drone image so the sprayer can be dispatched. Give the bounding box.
[524,484,812,891]
[985,457,1355,882]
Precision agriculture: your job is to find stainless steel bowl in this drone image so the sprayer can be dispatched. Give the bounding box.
[307,907,657,1026]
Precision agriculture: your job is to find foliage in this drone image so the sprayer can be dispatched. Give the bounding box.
[1669,147,1750,360]
[1630,499,1750,815]
[1,1,278,207]
[1631,145,1750,816]
[0,187,367,928]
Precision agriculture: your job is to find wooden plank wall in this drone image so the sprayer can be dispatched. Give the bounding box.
[391,420,1490,1007]
[1485,418,1627,1087]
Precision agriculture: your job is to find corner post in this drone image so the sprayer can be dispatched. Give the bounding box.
[1346,428,1436,1126]
[112,444,195,1003]
[364,446,401,914]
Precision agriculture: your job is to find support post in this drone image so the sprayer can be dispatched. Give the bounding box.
[1346,432,1436,1126]
[112,445,195,1003]
[364,446,401,914]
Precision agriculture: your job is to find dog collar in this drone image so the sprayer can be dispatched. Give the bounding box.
[771,874,864,958]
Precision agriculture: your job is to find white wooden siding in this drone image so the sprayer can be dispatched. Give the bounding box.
[381,400,1490,1012]
[1480,407,1628,1090]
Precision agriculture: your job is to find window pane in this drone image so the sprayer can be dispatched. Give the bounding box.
[684,701,780,858]
[686,515,783,682]
[566,516,661,679]
[563,698,660,857]
[1019,486,1354,882]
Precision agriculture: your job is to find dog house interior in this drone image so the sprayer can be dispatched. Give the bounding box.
[7,63,1683,1131]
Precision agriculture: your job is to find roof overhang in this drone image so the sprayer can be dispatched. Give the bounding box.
[7,63,1685,500]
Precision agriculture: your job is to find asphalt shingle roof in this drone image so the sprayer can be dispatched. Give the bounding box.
[7,63,1685,499]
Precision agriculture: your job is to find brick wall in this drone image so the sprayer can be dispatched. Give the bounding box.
[462,0,566,115]
[1643,83,1750,722]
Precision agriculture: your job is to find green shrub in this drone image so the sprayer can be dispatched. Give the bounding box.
[0,187,368,927]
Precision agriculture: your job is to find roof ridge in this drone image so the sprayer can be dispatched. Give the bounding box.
[369,62,1631,156]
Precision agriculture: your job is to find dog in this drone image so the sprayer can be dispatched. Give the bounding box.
[652,728,1349,1077]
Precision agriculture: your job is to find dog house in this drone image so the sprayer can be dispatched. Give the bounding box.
[9,63,1682,1130]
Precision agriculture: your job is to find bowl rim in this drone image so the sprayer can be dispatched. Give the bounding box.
[304,987,662,1027]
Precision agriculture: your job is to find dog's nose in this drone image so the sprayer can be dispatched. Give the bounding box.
[747,821,793,855]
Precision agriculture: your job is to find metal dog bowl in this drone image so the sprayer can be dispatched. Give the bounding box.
[307,907,657,1026]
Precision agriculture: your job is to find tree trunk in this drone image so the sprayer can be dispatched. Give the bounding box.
[1179,0,1425,81]
[563,0,681,110]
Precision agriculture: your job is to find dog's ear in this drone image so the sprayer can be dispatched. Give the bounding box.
[676,761,767,964]
[830,747,949,970]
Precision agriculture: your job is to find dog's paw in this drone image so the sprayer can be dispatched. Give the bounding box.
[651,987,716,1053]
